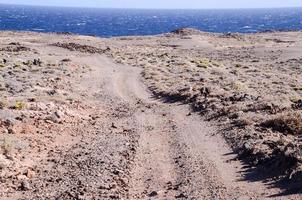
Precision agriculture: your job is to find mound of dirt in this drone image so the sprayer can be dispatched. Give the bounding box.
[169,28,204,36]
[52,42,110,54]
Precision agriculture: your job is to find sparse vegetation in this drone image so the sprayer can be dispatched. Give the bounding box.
[13,63,21,68]
[262,111,302,135]
[290,96,301,103]
[0,137,13,156]
[13,101,26,110]
[231,81,246,91]
[0,100,7,109]
[194,58,220,68]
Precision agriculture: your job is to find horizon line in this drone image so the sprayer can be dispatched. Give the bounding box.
[1,3,302,10]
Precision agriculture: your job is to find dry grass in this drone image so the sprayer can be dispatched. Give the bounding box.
[193,58,221,69]
[13,101,26,110]
[0,137,13,156]
[231,81,247,91]
[0,99,7,109]
[262,111,302,135]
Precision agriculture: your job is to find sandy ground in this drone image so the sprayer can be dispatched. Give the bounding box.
[0,30,301,199]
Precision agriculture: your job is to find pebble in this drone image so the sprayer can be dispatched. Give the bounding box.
[148,191,158,197]
[0,155,10,169]
[26,169,36,179]
[175,193,187,198]
[111,123,117,129]
[8,128,16,134]
[54,110,64,119]
[20,180,31,191]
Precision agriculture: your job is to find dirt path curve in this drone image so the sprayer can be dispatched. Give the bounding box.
[106,56,293,199]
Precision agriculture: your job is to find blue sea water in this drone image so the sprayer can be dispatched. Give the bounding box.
[1,4,302,37]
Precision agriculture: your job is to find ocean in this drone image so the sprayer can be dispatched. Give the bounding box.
[1,4,302,37]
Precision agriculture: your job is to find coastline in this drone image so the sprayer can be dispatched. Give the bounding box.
[2,27,302,38]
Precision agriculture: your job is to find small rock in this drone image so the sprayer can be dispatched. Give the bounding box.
[26,169,36,179]
[7,128,16,134]
[4,118,17,127]
[0,155,10,169]
[45,113,60,123]
[61,58,71,62]
[112,169,120,175]
[27,98,36,102]
[111,123,117,129]
[175,193,187,198]
[47,90,57,96]
[17,175,27,181]
[33,59,42,66]
[54,110,64,119]
[20,180,31,191]
[77,194,85,200]
[3,129,9,134]
[148,191,158,197]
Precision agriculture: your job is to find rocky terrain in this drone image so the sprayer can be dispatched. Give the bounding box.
[0,29,301,199]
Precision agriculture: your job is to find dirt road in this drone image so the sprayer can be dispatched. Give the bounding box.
[69,55,299,199]
[98,56,297,200]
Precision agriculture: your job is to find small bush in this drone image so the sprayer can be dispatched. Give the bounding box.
[195,58,220,69]
[14,61,23,68]
[290,96,301,103]
[23,60,33,67]
[1,137,12,156]
[0,100,7,109]
[14,101,26,110]
[231,81,246,91]
[261,111,302,135]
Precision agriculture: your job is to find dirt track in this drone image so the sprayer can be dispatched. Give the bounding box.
[27,54,295,199]
[97,56,300,200]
